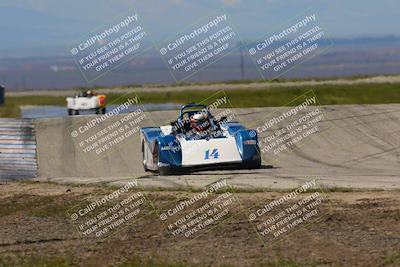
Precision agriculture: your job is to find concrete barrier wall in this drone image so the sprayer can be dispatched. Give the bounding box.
[0,119,37,180]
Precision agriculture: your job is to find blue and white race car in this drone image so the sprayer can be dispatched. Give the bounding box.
[140,103,261,175]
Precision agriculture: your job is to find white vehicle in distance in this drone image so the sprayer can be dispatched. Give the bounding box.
[66,90,106,116]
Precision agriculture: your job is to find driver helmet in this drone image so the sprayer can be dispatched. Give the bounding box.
[190,112,211,133]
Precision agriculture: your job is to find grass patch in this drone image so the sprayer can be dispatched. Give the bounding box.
[119,257,195,267]
[383,251,400,266]
[134,186,386,194]
[0,102,20,117]
[137,83,400,107]
[0,194,86,218]
[0,195,57,217]
[119,256,323,267]
[2,82,400,118]
[258,259,322,267]
[0,255,71,267]
[118,74,397,88]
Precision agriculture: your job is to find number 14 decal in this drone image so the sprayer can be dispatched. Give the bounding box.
[205,148,219,159]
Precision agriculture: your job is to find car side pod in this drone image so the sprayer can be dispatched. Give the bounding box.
[235,129,262,169]
[156,134,182,175]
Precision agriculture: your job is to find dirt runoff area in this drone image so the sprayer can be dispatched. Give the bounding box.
[0,181,399,267]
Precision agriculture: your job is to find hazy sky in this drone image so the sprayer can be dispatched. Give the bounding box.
[0,0,399,51]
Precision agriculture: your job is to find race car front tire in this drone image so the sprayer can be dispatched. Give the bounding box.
[242,153,262,169]
[95,107,106,115]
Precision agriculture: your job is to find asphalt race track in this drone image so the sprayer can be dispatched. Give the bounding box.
[34,104,400,190]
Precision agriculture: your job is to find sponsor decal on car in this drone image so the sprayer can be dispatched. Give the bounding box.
[243,140,257,145]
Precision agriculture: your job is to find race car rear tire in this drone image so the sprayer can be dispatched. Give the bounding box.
[244,154,261,169]
[152,142,170,176]
[142,141,150,172]
[158,168,169,176]
[248,158,262,169]
[96,107,106,115]
[67,109,73,116]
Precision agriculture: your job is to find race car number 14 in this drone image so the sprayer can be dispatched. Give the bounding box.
[205,148,219,160]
